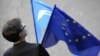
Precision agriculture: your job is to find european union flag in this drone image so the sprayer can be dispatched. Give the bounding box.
[31,0,53,43]
[42,6,100,56]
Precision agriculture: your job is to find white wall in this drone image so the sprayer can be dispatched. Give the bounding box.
[0,0,100,56]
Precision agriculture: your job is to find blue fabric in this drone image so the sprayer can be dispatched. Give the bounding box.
[31,0,53,43]
[42,6,100,56]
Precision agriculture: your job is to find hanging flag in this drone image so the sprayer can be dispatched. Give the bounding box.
[42,6,100,56]
[30,0,53,43]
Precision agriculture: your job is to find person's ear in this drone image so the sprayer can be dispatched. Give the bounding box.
[19,30,27,38]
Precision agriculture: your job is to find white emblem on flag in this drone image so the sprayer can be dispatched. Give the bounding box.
[37,10,51,21]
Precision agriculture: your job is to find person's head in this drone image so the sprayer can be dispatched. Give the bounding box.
[2,18,27,43]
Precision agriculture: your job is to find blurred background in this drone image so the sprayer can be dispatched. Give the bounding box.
[0,0,100,56]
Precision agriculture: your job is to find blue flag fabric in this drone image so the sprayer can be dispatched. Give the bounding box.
[42,6,100,56]
[31,0,53,43]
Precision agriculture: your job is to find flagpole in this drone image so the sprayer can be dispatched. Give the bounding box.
[30,0,39,44]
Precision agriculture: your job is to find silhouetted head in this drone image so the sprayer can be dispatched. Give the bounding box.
[2,18,27,42]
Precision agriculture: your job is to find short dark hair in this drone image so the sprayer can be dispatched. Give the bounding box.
[2,18,23,42]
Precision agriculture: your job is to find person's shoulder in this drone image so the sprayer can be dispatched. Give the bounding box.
[27,43,44,49]
[27,43,38,48]
[27,42,42,46]
[24,42,39,51]
[3,47,13,56]
[29,43,44,48]
[38,44,50,56]
[22,42,50,56]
